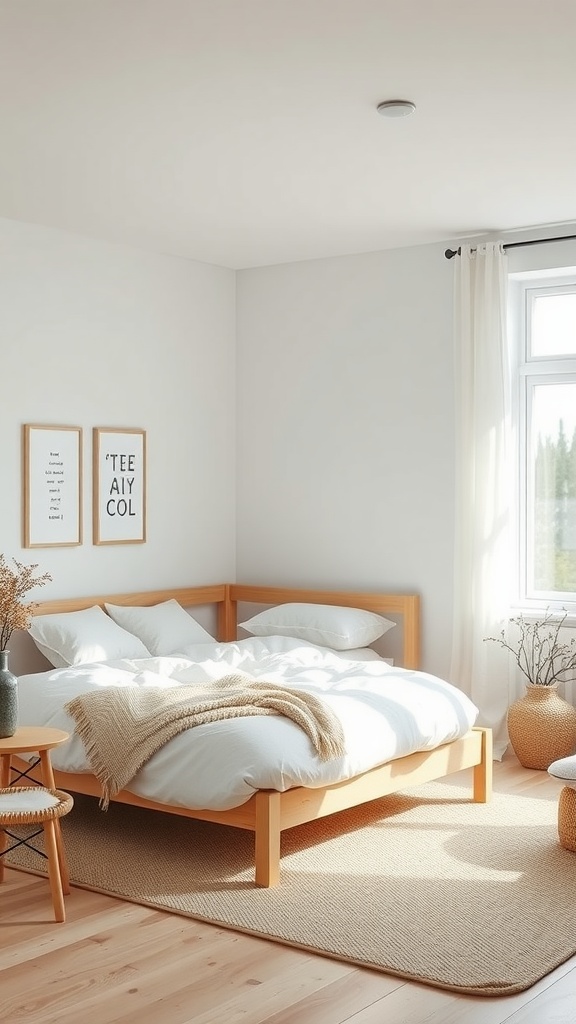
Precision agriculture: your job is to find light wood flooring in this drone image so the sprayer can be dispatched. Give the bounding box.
[1,754,575,1024]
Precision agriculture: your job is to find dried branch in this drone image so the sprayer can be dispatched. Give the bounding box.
[485,609,576,687]
[0,554,52,651]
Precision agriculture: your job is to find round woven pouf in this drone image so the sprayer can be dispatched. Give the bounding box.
[548,755,576,852]
[558,788,576,852]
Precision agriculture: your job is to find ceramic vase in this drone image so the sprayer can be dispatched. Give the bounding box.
[507,683,576,770]
[0,649,18,738]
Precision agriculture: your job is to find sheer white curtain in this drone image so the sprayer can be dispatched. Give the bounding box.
[450,242,513,757]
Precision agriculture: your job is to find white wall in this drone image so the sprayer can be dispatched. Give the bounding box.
[235,243,455,677]
[234,233,576,681]
[6,215,573,683]
[0,217,237,672]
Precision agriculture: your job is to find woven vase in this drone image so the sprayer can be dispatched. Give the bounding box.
[507,683,576,770]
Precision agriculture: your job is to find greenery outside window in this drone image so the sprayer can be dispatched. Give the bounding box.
[511,275,576,615]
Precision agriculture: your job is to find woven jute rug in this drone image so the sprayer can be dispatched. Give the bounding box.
[7,779,575,997]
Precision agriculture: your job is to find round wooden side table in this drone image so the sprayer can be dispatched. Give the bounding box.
[0,726,71,892]
[0,726,69,789]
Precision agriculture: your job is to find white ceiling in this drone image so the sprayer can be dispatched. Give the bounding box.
[1,0,575,269]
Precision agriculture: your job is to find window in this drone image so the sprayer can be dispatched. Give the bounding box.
[512,274,576,613]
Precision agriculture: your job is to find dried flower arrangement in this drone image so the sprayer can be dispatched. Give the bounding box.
[0,553,52,652]
[485,609,576,688]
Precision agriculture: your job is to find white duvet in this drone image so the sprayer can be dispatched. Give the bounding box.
[17,636,478,811]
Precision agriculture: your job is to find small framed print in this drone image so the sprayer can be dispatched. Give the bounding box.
[93,427,146,545]
[23,424,83,548]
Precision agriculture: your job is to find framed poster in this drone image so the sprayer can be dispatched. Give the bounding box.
[93,427,146,545]
[23,424,83,548]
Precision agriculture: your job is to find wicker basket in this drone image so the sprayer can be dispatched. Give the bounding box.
[507,684,576,770]
[558,787,576,852]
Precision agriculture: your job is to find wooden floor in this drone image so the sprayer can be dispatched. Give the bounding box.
[1,754,575,1024]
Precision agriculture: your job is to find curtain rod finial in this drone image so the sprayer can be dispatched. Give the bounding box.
[445,248,460,260]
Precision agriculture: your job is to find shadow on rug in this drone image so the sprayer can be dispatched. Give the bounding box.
[7,779,573,997]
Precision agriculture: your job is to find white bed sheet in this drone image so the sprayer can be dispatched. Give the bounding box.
[16,636,478,811]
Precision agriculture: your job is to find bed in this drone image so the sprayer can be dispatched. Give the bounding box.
[13,583,493,886]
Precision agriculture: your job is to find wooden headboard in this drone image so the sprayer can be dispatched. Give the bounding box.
[31,584,420,669]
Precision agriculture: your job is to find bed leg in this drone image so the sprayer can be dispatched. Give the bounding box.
[472,727,493,803]
[254,790,281,887]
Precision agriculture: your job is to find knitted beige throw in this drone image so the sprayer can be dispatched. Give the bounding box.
[65,674,346,808]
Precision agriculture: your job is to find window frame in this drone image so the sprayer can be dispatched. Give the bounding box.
[511,272,576,618]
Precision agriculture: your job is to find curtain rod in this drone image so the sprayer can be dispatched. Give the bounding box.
[444,233,576,260]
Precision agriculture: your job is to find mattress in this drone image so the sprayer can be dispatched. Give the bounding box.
[16,635,478,811]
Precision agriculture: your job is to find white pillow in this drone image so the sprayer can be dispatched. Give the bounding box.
[29,605,151,668]
[104,599,215,656]
[239,603,396,651]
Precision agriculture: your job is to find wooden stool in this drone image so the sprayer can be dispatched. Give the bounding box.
[0,787,74,921]
[548,755,576,852]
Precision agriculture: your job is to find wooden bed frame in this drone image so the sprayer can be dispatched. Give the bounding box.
[17,583,493,887]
